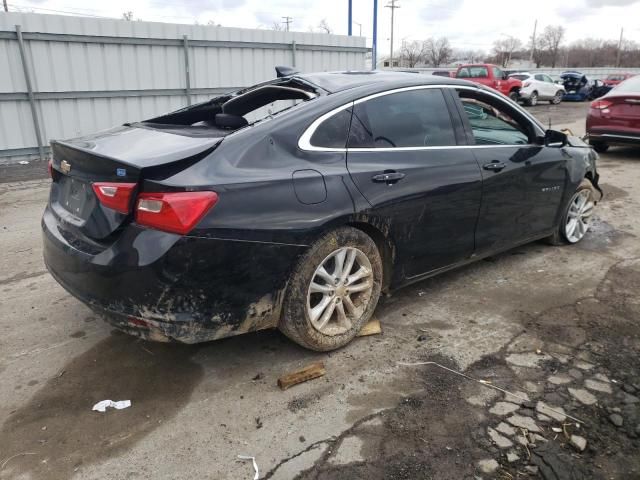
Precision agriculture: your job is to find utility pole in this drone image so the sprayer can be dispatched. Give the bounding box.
[3,0,8,12]
[281,16,293,32]
[348,0,352,35]
[529,19,537,64]
[385,0,399,67]
[372,0,378,70]
[616,27,624,68]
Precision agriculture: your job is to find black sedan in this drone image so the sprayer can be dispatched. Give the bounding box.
[43,69,601,351]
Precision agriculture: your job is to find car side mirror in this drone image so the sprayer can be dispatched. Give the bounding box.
[544,129,567,147]
[502,73,509,80]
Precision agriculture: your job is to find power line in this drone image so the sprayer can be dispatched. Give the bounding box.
[8,3,114,18]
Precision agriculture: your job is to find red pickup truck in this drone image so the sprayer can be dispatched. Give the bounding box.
[455,64,522,100]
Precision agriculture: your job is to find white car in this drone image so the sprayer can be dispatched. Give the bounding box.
[510,72,566,106]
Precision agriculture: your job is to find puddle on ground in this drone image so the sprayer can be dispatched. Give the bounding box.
[578,218,630,251]
[0,334,203,478]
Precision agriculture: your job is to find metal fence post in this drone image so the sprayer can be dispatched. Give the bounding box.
[15,25,45,162]
[182,34,191,105]
[291,40,297,67]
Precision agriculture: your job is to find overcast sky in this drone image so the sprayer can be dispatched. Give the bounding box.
[7,0,640,53]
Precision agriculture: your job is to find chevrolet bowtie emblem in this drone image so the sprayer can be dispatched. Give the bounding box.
[60,160,71,174]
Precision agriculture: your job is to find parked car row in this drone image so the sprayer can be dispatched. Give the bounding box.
[442,65,636,107]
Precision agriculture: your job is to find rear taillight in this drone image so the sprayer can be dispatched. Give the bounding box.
[135,191,218,235]
[92,182,137,214]
[47,159,53,179]
[590,99,613,110]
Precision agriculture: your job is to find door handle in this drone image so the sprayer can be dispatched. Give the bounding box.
[483,161,506,172]
[372,171,406,183]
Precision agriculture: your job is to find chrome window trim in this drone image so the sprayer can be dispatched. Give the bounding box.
[298,84,545,153]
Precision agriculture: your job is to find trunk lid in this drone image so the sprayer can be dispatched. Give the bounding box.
[49,125,222,242]
[601,94,640,131]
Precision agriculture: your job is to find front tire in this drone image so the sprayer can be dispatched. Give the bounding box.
[527,91,538,106]
[279,227,382,351]
[546,179,596,246]
[509,90,519,101]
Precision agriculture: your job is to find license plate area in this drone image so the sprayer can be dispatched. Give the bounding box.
[58,175,94,219]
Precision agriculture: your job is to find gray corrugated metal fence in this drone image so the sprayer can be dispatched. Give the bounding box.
[0,12,368,164]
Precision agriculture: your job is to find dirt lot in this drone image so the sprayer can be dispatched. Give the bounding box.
[1,101,639,480]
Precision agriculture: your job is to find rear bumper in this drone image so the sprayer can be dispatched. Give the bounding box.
[587,131,640,146]
[42,206,307,343]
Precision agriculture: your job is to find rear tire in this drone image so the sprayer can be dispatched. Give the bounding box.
[527,91,538,106]
[279,227,382,351]
[546,179,596,246]
[591,142,609,153]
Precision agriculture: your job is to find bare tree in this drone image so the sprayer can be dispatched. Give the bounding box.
[455,49,485,63]
[122,11,134,21]
[492,36,522,67]
[272,22,285,31]
[317,18,332,34]
[423,37,452,67]
[538,25,565,68]
[401,40,425,67]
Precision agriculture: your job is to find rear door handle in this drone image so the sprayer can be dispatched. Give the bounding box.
[483,161,506,172]
[372,171,406,183]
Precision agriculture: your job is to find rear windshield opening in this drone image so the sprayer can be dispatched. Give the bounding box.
[142,78,319,136]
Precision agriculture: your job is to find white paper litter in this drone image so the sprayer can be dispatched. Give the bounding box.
[18,160,29,165]
[237,455,259,480]
[92,400,131,412]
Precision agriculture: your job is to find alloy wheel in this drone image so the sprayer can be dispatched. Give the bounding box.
[530,92,538,106]
[552,91,563,104]
[565,189,594,243]
[306,247,374,336]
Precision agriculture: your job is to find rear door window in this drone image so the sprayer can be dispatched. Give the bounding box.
[309,108,352,148]
[348,89,456,148]
[457,67,489,78]
[492,67,504,80]
[457,92,530,145]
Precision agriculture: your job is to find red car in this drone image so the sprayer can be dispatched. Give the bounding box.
[455,63,522,100]
[587,75,640,152]
[603,73,635,87]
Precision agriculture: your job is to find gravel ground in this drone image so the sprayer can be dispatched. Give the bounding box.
[1,101,639,480]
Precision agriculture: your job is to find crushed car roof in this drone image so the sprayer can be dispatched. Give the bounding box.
[294,70,467,93]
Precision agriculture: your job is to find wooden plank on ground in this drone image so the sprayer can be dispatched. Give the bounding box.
[277,362,326,390]
[357,318,382,337]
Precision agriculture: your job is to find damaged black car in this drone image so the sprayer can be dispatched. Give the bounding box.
[43,69,601,351]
